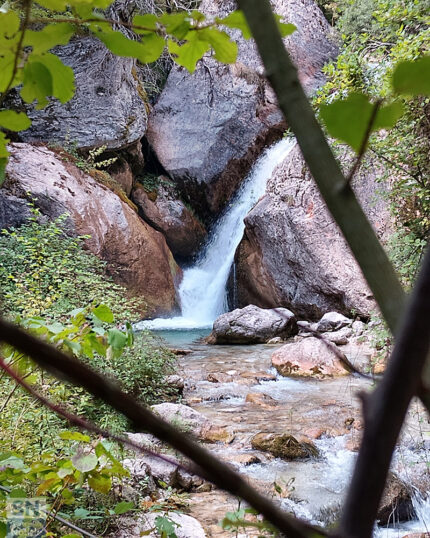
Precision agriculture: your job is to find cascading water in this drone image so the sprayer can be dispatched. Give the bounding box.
[137,138,295,331]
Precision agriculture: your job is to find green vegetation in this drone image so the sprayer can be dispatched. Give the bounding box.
[315,0,430,287]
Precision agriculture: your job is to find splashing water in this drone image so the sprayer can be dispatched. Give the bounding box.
[137,138,295,331]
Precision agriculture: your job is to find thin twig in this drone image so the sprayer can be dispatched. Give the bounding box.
[0,322,326,538]
[345,99,382,185]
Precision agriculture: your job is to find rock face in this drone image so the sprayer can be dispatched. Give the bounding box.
[132,182,207,258]
[251,432,318,460]
[235,143,393,319]
[4,143,180,316]
[208,304,298,344]
[19,37,148,149]
[146,0,336,216]
[271,337,351,378]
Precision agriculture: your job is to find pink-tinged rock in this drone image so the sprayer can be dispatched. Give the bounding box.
[271,337,351,378]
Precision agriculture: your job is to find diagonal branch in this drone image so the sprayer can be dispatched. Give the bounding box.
[0,318,326,538]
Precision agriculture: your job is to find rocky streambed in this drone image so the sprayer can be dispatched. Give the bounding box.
[118,328,430,537]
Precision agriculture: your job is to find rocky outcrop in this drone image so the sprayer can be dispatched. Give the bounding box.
[19,37,148,150]
[251,432,318,460]
[271,337,351,378]
[235,143,393,319]
[208,304,298,344]
[146,0,337,216]
[4,143,180,316]
[132,181,207,258]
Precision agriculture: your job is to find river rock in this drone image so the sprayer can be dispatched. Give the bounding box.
[132,182,207,258]
[377,473,414,525]
[19,36,148,150]
[317,312,353,332]
[151,403,232,443]
[245,392,278,408]
[325,327,353,346]
[271,337,351,378]
[251,432,318,460]
[4,143,180,316]
[208,305,298,344]
[235,143,393,319]
[111,512,206,538]
[146,0,336,216]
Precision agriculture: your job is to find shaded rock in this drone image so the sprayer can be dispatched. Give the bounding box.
[19,37,148,150]
[164,375,185,393]
[208,304,298,345]
[325,327,353,346]
[4,143,180,316]
[108,157,134,196]
[0,191,32,230]
[120,459,157,495]
[111,512,206,538]
[151,403,232,443]
[378,473,414,525]
[124,455,177,487]
[317,312,352,332]
[177,468,204,490]
[147,0,336,216]
[235,143,393,319]
[251,432,318,460]
[132,182,206,258]
[271,337,351,378]
[352,320,366,335]
[245,392,278,408]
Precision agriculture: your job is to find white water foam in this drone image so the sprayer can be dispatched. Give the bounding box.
[137,138,296,331]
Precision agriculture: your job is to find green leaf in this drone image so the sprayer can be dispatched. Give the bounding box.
[0,132,10,157]
[0,157,7,187]
[0,11,20,38]
[160,12,191,40]
[198,28,238,63]
[94,29,164,64]
[217,10,252,39]
[107,328,128,350]
[59,431,91,443]
[320,92,403,152]
[92,304,114,323]
[74,507,90,519]
[168,33,210,73]
[113,501,134,515]
[392,56,430,96]
[35,0,68,10]
[8,487,26,498]
[132,14,158,32]
[155,515,178,538]
[277,22,296,37]
[88,473,111,494]
[0,110,31,132]
[34,53,75,103]
[72,453,98,473]
[20,60,53,108]
[24,23,75,53]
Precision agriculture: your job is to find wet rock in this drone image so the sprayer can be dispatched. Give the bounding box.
[267,337,283,344]
[240,371,277,382]
[271,337,351,378]
[228,453,262,466]
[251,433,318,460]
[111,512,206,538]
[378,473,414,525]
[235,144,393,319]
[151,403,233,443]
[208,305,298,344]
[207,372,234,383]
[20,37,148,150]
[402,534,430,538]
[245,392,278,408]
[317,312,353,332]
[4,143,180,316]
[147,0,336,216]
[132,182,207,258]
[177,468,204,490]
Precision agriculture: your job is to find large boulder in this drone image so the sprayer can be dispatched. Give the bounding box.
[208,304,298,344]
[235,143,393,319]
[19,36,148,150]
[4,143,180,316]
[271,337,351,378]
[146,0,337,216]
[132,181,207,258]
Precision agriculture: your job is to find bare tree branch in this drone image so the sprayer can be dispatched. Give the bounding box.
[0,318,326,538]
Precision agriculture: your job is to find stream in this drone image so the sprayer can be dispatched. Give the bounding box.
[136,139,430,536]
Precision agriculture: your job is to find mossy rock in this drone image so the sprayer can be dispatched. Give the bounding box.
[251,432,319,460]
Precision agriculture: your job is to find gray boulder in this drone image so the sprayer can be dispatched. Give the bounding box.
[146,0,336,216]
[0,192,32,230]
[317,312,353,332]
[19,37,148,150]
[235,143,393,319]
[208,304,298,344]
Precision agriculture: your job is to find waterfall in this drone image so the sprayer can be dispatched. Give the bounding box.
[137,138,295,331]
